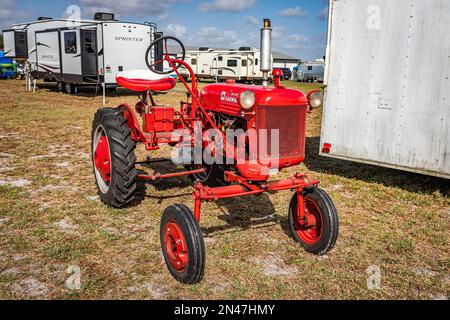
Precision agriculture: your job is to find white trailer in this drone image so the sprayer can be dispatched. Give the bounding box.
[3,14,162,93]
[179,48,216,80]
[295,61,325,83]
[179,47,272,83]
[321,0,450,179]
[212,48,272,83]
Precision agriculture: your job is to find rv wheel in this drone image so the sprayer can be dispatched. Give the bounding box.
[57,81,66,92]
[160,204,205,284]
[66,83,77,94]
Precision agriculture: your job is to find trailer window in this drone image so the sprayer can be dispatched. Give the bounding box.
[255,58,258,65]
[242,60,247,67]
[307,66,313,71]
[64,32,77,54]
[227,60,237,67]
[84,32,95,54]
[218,56,223,61]
[191,59,197,65]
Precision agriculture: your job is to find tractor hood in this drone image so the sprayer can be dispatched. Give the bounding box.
[199,83,308,117]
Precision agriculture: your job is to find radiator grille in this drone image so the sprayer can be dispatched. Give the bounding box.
[256,105,306,159]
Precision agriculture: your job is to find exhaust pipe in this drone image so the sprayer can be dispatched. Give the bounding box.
[260,18,272,87]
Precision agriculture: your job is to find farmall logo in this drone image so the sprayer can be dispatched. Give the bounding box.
[221,91,238,104]
[114,36,143,42]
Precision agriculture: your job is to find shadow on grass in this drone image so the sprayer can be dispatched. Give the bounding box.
[201,194,285,236]
[134,159,290,235]
[304,137,449,196]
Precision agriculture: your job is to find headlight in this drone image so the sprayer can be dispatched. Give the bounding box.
[239,90,256,110]
[307,90,324,109]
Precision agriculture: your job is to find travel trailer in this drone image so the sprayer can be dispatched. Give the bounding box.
[294,60,325,83]
[2,14,162,93]
[179,47,216,80]
[179,47,273,83]
[321,0,450,179]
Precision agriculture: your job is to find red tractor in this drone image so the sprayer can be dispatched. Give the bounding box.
[91,20,339,284]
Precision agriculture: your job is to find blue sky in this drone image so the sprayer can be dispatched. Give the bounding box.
[1,0,329,60]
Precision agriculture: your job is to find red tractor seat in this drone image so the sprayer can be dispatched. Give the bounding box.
[116,70,176,92]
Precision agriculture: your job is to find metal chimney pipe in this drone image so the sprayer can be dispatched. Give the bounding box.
[260,18,272,87]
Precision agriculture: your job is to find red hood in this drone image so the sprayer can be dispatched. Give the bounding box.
[199,83,308,117]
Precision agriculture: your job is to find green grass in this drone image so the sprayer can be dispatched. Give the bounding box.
[0,79,448,300]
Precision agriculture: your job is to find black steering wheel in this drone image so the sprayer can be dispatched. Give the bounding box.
[145,36,186,75]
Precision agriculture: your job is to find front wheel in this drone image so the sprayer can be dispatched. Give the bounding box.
[288,188,339,255]
[160,204,205,284]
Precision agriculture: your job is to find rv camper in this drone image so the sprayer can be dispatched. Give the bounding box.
[295,60,325,83]
[179,47,272,83]
[212,48,272,83]
[2,14,162,93]
[179,47,216,80]
[321,0,450,179]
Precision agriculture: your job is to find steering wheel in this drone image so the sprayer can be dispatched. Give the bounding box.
[145,36,186,75]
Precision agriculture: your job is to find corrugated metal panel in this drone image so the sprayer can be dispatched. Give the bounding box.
[321,0,450,179]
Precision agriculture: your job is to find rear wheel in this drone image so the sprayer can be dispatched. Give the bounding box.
[91,108,137,208]
[160,204,205,284]
[57,81,66,92]
[66,83,76,94]
[288,188,339,255]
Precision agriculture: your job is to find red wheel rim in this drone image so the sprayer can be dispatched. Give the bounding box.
[94,133,111,184]
[164,221,188,272]
[295,198,323,244]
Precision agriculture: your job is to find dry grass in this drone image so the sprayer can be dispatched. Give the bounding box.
[0,79,448,300]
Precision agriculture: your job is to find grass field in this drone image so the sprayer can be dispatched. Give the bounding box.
[0,79,448,300]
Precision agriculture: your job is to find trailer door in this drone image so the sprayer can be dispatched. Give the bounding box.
[81,29,97,76]
[14,31,28,58]
[60,30,82,82]
[35,31,61,80]
[2,31,16,57]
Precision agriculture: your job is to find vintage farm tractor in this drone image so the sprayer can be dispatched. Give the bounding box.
[91,19,339,284]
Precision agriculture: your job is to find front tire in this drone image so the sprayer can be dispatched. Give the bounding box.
[160,204,205,284]
[91,108,137,208]
[288,188,339,255]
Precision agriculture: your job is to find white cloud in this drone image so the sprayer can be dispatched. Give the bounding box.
[245,16,259,27]
[0,0,14,20]
[0,0,32,30]
[80,0,184,18]
[272,26,287,40]
[289,34,308,42]
[165,23,187,39]
[318,7,328,20]
[278,6,308,17]
[198,0,257,13]
[279,34,309,50]
[192,26,238,46]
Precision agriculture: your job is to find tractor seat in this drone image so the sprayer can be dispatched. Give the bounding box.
[116,70,176,92]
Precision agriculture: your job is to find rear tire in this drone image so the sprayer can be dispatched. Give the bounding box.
[57,81,66,92]
[160,204,205,284]
[91,108,137,208]
[288,188,339,255]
